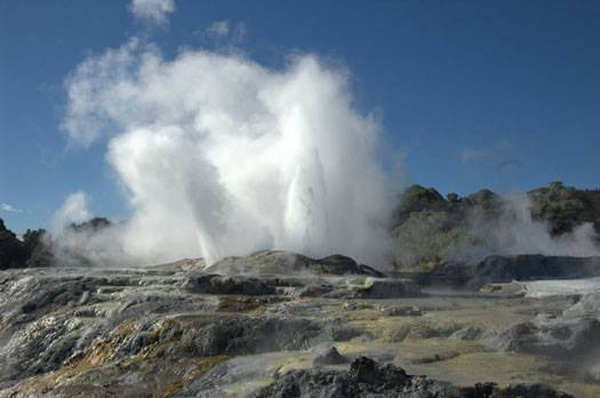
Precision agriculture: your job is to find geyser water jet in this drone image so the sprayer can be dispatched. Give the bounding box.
[61,40,393,266]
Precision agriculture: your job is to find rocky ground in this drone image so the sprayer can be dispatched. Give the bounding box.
[1,251,599,397]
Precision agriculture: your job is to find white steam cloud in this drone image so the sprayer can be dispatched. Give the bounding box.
[393,191,600,270]
[61,40,392,266]
[51,193,129,267]
[52,191,91,231]
[469,193,600,258]
[129,0,176,25]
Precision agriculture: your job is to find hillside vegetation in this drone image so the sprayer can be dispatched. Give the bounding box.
[392,182,600,271]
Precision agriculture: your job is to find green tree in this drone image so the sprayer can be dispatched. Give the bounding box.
[0,218,27,269]
[528,181,588,236]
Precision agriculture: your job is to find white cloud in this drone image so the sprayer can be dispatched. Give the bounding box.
[61,39,144,147]
[208,20,230,37]
[129,0,176,25]
[61,41,392,267]
[0,203,23,213]
[205,20,247,41]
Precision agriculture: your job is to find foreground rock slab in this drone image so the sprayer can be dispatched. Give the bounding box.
[0,251,598,397]
[256,356,571,398]
[205,251,385,277]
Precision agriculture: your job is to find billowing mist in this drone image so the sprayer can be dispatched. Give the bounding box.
[58,39,392,267]
[53,26,599,270]
[469,193,600,258]
[392,189,600,270]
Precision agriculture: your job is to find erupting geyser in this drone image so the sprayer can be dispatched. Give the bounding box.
[60,40,392,266]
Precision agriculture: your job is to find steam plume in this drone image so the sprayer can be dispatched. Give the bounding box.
[61,40,392,266]
[52,191,91,231]
[469,193,600,258]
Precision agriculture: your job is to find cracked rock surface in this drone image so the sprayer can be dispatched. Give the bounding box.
[0,251,596,397]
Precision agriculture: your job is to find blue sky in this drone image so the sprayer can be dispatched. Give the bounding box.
[1,0,600,233]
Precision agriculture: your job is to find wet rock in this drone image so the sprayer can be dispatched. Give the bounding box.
[313,346,350,367]
[7,277,100,322]
[0,314,87,382]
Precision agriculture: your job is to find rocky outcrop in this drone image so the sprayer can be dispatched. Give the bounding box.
[470,255,600,288]
[499,292,600,356]
[206,250,385,277]
[180,251,421,299]
[501,315,600,357]
[0,266,328,396]
[256,356,571,398]
[495,292,600,384]
[421,255,600,290]
[184,273,422,299]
